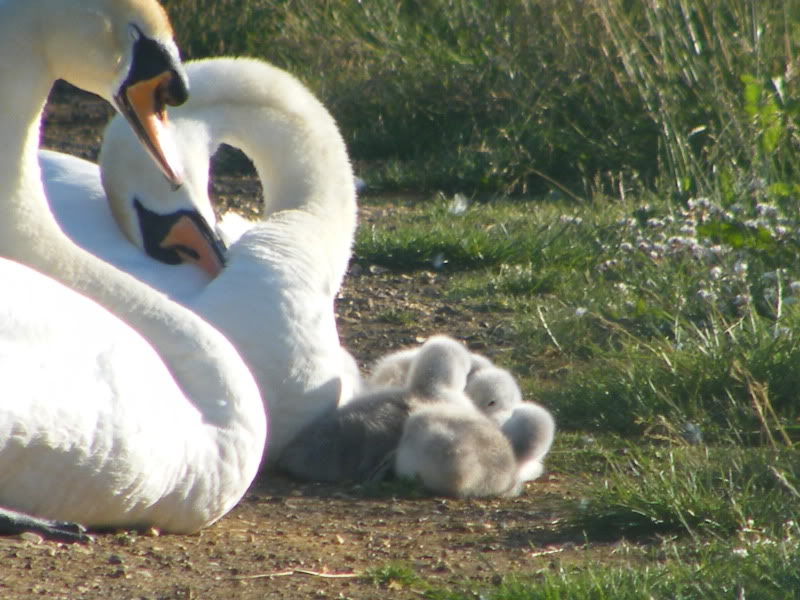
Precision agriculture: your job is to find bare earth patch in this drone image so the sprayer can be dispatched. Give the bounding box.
[1,83,590,599]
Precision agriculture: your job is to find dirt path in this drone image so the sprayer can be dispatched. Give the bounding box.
[1,83,581,599]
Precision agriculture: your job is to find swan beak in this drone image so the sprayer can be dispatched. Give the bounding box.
[113,27,189,189]
[160,214,227,277]
[116,71,185,189]
[134,198,226,277]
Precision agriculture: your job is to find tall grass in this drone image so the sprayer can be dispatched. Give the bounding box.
[161,0,798,196]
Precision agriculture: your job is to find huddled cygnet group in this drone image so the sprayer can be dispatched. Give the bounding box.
[279,335,556,498]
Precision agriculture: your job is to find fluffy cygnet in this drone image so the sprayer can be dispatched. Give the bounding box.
[366,342,492,392]
[394,400,555,498]
[464,366,523,425]
[277,336,474,482]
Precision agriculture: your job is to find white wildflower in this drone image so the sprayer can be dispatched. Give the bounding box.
[599,259,619,271]
[448,193,469,216]
[755,203,779,218]
[431,253,447,270]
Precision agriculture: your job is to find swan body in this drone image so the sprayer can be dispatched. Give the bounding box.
[45,57,360,463]
[278,336,475,482]
[0,0,265,534]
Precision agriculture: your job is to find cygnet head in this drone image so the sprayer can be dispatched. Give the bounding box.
[501,403,556,483]
[406,336,473,399]
[465,367,523,425]
[369,344,493,391]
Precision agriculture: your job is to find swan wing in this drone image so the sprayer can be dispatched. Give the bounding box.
[0,257,205,529]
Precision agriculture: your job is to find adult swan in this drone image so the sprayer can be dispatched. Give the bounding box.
[46,57,360,463]
[0,0,266,540]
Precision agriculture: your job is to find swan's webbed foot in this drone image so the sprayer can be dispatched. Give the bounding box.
[0,507,91,543]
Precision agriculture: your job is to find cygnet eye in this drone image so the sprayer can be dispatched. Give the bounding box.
[488,400,496,406]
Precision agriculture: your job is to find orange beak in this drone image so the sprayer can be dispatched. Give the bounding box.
[160,214,225,277]
[116,72,184,189]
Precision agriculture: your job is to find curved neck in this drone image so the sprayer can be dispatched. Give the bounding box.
[211,107,354,222]
[175,59,359,286]
[0,12,261,433]
[211,102,356,289]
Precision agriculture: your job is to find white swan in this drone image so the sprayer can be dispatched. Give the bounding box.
[0,0,265,538]
[43,57,361,464]
[278,335,475,482]
[41,147,225,298]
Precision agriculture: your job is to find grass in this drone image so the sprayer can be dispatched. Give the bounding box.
[348,190,800,597]
[467,533,800,600]
[157,1,800,597]
[161,0,800,197]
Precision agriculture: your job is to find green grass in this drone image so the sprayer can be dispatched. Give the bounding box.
[349,190,800,597]
[157,1,800,597]
[161,0,800,197]
[575,445,800,538]
[462,534,800,600]
[361,561,430,592]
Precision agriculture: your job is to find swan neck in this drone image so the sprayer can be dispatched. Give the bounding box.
[203,103,356,226]
[0,10,263,438]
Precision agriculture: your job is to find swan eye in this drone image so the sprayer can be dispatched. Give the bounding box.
[488,400,496,406]
[128,24,143,42]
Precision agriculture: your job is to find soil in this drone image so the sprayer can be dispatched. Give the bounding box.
[1,82,590,600]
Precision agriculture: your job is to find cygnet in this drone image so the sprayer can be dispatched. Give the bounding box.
[394,400,555,498]
[278,336,474,482]
[366,341,492,392]
[464,366,523,425]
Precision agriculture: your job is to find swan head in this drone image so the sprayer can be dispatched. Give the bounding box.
[100,112,227,277]
[40,0,188,187]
